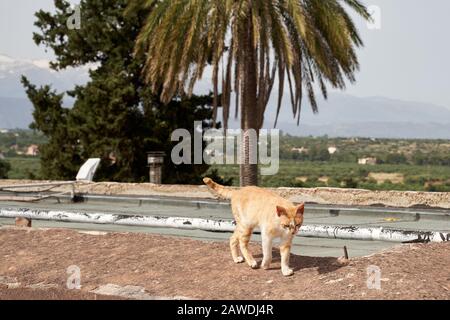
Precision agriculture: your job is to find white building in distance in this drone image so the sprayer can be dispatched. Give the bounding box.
[358,157,377,165]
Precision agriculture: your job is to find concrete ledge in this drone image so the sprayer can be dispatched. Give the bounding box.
[0,179,448,209]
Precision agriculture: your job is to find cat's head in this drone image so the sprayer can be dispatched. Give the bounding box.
[276,203,305,235]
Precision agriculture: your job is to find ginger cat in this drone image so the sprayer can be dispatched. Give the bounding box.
[203,177,304,276]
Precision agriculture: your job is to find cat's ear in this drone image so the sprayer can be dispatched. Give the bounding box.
[296,203,305,216]
[276,206,287,217]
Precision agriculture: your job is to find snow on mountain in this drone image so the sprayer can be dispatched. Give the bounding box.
[0,53,449,138]
[31,59,51,69]
[0,54,15,64]
[0,53,91,98]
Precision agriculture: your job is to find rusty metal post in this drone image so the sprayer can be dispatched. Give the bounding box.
[15,217,32,227]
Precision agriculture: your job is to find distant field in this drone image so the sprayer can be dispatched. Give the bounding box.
[4,156,450,192]
[209,160,450,191]
[5,157,41,180]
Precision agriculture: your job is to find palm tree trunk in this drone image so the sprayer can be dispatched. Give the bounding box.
[239,13,259,187]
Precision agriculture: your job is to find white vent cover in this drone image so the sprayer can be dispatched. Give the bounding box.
[76,158,101,182]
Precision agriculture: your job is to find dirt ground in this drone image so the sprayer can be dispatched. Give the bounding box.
[0,227,449,300]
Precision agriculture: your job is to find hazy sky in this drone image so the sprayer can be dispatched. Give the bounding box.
[1,0,450,109]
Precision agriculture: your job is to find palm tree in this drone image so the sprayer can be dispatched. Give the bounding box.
[129,0,370,186]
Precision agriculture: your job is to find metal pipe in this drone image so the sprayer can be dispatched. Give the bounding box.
[0,208,235,232]
[0,181,76,190]
[0,208,448,243]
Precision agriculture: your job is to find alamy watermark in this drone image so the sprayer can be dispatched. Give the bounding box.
[66,4,81,30]
[367,5,382,30]
[66,265,81,289]
[171,122,280,176]
[366,265,381,290]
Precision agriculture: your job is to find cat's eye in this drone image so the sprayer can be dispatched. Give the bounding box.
[282,224,289,229]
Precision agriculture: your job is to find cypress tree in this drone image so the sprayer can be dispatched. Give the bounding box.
[22,0,219,183]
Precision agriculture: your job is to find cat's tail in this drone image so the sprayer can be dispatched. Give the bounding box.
[203,177,233,199]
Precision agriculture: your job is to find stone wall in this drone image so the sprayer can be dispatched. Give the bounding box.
[0,180,448,209]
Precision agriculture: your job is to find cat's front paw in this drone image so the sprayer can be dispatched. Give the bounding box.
[282,268,294,277]
[261,260,271,270]
[249,261,259,269]
[234,256,245,264]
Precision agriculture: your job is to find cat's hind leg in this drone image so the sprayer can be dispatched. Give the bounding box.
[230,229,244,263]
[230,202,244,263]
[238,226,258,269]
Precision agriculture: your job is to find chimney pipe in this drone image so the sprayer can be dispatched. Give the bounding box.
[147,151,165,184]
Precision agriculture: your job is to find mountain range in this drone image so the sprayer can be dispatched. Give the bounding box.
[1,53,449,139]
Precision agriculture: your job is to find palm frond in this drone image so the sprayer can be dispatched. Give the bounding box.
[131,0,369,128]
